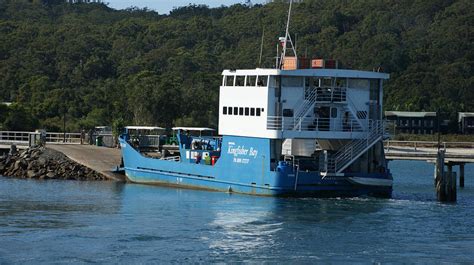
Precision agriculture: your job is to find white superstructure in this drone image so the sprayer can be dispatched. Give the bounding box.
[219,68,388,139]
[218,67,389,174]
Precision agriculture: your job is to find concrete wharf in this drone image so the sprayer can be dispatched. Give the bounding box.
[0,130,125,181]
[47,144,125,181]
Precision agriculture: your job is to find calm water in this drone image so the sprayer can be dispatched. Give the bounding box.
[1,161,473,263]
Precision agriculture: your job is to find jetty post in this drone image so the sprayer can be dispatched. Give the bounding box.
[435,150,457,202]
[446,163,457,202]
[435,150,446,201]
[459,164,465,188]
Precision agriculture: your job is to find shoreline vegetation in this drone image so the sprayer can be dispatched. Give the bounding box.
[0,0,472,132]
[0,146,108,181]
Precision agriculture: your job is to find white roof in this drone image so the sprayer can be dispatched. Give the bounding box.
[222,68,389,79]
[385,111,436,118]
[458,112,474,122]
[125,126,165,130]
[172,127,215,131]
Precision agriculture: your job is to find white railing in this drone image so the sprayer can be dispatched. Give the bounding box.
[161,156,180,161]
[0,131,30,143]
[45,132,82,143]
[384,140,474,151]
[136,135,161,147]
[315,87,347,102]
[267,116,364,133]
[325,120,384,174]
[0,131,90,145]
[291,87,348,123]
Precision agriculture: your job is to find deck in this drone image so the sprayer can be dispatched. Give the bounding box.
[384,141,474,164]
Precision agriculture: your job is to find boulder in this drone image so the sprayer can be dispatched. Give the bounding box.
[27,170,37,178]
[14,160,26,171]
[38,157,47,166]
[31,151,41,159]
[27,161,38,170]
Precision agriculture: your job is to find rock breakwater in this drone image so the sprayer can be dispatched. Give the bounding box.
[0,147,107,181]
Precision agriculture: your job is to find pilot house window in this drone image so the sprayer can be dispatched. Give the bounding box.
[257,76,268,87]
[225,76,234,86]
[246,76,256,86]
[235,76,245,86]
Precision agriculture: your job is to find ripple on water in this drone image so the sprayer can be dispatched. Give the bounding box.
[1,162,474,263]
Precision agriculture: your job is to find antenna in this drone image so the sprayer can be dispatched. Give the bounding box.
[258,27,265,67]
[278,0,297,69]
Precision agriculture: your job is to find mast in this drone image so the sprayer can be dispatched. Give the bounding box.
[278,0,297,69]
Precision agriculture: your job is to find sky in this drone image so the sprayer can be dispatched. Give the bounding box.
[106,0,267,14]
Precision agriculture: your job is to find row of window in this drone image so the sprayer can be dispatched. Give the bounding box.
[223,75,269,87]
[222,106,265,116]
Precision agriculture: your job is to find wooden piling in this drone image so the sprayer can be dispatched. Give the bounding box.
[460,164,465,188]
[435,151,457,202]
[451,171,457,202]
[435,150,446,202]
[446,164,456,202]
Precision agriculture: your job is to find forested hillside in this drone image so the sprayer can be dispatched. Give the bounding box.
[0,0,472,131]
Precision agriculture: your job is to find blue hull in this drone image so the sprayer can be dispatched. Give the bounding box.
[120,136,392,197]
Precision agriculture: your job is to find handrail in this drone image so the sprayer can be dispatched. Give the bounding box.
[0,131,84,145]
[384,140,474,150]
[162,156,180,161]
[326,120,384,173]
[267,116,364,133]
[292,87,317,119]
[315,86,347,102]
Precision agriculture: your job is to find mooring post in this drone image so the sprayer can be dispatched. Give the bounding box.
[9,144,17,156]
[460,164,465,188]
[446,163,456,202]
[435,150,446,202]
[451,170,457,202]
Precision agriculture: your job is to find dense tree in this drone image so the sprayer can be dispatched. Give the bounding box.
[0,0,472,131]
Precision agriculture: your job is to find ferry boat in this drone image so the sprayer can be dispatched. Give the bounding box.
[119,2,392,197]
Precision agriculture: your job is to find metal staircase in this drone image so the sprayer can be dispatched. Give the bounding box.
[277,84,369,134]
[292,87,318,121]
[344,96,367,130]
[324,120,384,174]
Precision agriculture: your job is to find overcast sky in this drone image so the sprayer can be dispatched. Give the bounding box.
[106,0,267,14]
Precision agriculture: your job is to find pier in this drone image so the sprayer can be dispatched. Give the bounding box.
[0,130,124,181]
[385,140,474,202]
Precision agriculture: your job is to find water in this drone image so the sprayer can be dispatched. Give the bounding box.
[1,161,473,263]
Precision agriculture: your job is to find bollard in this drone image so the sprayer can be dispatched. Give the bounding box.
[9,144,17,156]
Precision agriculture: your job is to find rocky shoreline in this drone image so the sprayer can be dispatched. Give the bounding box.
[0,146,108,181]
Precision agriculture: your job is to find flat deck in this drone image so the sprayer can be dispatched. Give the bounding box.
[385,146,474,163]
[48,144,126,181]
